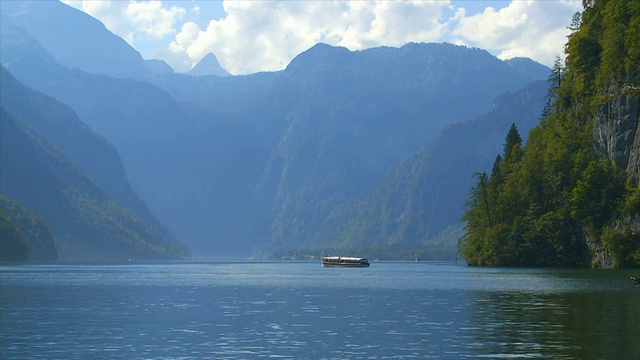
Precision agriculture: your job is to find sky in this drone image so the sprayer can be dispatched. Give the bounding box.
[60,0,583,75]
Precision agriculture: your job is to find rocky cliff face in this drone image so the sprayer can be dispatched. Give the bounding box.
[594,86,640,186]
[592,85,639,268]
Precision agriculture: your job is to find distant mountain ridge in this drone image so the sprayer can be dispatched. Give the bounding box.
[339,80,550,255]
[145,59,174,74]
[1,105,189,261]
[187,53,230,77]
[248,43,550,255]
[0,0,553,258]
[0,13,55,65]
[5,41,549,257]
[0,67,183,252]
[0,67,189,261]
[1,0,150,78]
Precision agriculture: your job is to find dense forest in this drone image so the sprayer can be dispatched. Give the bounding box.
[0,195,57,262]
[459,0,639,267]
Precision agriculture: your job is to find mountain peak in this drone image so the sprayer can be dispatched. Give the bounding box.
[187,53,230,77]
[2,0,150,79]
[504,57,550,80]
[284,43,350,75]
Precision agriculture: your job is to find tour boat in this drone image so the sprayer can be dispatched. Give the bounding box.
[322,256,370,267]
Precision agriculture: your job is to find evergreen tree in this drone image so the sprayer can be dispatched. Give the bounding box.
[541,55,565,120]
[503,123,523,166]
[459,0,640,268]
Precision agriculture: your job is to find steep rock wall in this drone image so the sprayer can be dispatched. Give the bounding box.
[594,86,640,185]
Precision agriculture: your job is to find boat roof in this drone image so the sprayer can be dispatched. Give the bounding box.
[323,256,367,261]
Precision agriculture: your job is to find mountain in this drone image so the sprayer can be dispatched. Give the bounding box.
[145,59,174,74]
[2,58,202,256]
[0,106,189,261]
[132,42,550,256]
[0,8,551,257]
[248,43,550,254]
[0,67,185,258]
[0,13,55,65]
[12,42,549,256]
[0,0,150,78]
[186,53,231,77]
[505,57,552,80]
[335,80,549,258]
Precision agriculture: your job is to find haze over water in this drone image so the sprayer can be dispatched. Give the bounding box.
[1,261,638,359]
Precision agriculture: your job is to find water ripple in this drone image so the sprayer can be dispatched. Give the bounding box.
[1,261,639,359]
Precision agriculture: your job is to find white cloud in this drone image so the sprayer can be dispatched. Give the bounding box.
[61,0,185,46]
[164,0,453,74]
[62,0,583,75]
[451,0,582,65]
[155,21,201,72]
[126,1,185,40]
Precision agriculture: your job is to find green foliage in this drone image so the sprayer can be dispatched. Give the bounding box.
[504,123,523,165]
[0,195,58,261]
[541,55,565,120]
[601,184,640,267]
[459,0,640,268]
[0,210,29,262]
[570,160,625,231]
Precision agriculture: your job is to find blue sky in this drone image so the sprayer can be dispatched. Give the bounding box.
[62,0,582,75]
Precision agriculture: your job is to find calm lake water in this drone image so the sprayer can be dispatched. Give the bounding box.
[1,261,638,359]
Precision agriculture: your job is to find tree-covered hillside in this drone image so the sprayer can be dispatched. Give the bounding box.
[0,67,184,258]
[268,80,549,260]
[0,195,57,262]
[0,107,189,261]
[341,81,549,255]
[253,43,549,255]
[459,0,639,268]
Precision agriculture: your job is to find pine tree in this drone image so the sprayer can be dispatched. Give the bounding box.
[503,123,522,165]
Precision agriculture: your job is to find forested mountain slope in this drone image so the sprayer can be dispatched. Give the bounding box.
[270,80,549,259]
[0,68,183,254]
[459,0,639,268]
[248,43,550,255]
[0,195,57,262]
[347,81,549,252]
[0,106,189,261]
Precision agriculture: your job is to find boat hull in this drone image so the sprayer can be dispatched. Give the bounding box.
[322,263,370,268]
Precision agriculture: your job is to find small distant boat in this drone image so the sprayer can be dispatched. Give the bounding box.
[631,276,640,286]
[322,256,370,268]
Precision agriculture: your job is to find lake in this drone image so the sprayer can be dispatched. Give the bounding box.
[1,261,638,359]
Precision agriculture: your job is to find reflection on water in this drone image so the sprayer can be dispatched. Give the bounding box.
[0,262,638,359]
[467,291,639,359]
